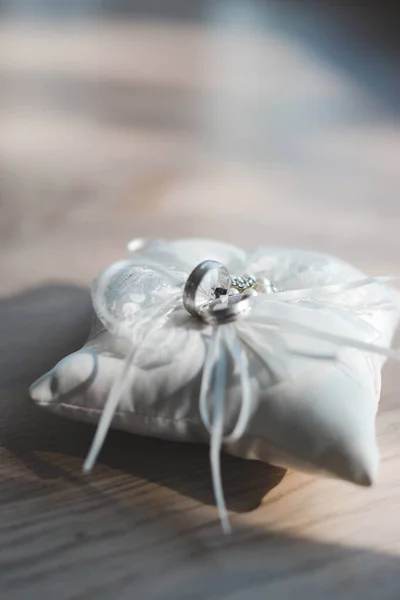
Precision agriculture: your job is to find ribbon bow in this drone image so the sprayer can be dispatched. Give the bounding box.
[83,252,400,533]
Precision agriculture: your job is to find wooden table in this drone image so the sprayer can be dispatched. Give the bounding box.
[1,7,400,599]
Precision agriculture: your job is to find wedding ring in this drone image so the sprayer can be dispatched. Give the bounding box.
[199,294,252,325]
[183,260,231,318]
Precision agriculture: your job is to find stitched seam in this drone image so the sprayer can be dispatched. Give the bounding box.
[54,402,202,425]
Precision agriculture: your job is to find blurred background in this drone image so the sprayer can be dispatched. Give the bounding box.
[1,0,399,294]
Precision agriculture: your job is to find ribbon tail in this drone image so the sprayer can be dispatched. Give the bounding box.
[273,276,399,301]
[209,329,231,534]
[199,327,222,433]
[317,275,399,294]
[259,316,400,361]
[83,344,137,473]
[286,348,338,361]
[83,298,179,473]
[224,325,252,443]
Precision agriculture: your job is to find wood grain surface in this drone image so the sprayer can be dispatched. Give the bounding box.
[1,5,400,599]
